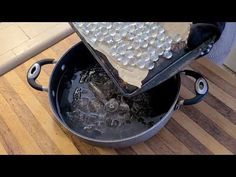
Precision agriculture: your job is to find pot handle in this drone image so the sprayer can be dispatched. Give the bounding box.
[175,70,208,110]
[27,59,56,92]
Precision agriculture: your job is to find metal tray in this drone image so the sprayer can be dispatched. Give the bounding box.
[70,22,216,97]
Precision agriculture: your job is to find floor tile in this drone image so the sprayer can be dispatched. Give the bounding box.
[0,25,29,55]
[17,23,59,38]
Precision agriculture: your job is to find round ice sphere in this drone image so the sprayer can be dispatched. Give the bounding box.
[132,40,140,50]
[147,46,156,56]
[165,36,173,44]
[151,54,159,62]
[145,61,155,70]
[135,50,142,58]
[151,24,159,31]
[110,46,117,56]
[129,24,136,33]
[109,29,116,36]
[120,28,128,37]
[136,59,146,69]
[113,22,122,30]
[116,56,123,61]
[106,22,112,29]
[88,23,97,32]
[150,29,158,38]
[129,58,137,66]
[120,57,130,65]
[141,52,150,61]
[136,22,144,28]
[141,40,148,48]
[88,37,97,44]
[163,50,173,59]
[163,42,172,51]
[100,26,108,35]
[76,22,84,28]
[116,45,126,55]
[156,40,164,48]
[127,33,135,40]
[156,47,164,56]
[125,50,135,59]
[149,38,156,45]
[104,35,113,44]
[113,33,122,42]
[158,27,165,34]
[158,33,166,41]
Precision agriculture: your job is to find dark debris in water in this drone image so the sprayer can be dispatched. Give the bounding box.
[61,63,161,139]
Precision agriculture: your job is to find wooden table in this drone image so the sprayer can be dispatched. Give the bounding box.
[0,33,236,155]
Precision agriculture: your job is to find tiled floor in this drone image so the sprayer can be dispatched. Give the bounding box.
[0,22,73,75]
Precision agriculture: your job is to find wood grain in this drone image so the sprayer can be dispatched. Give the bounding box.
[173,111,232,154]
[181,75,236,125]
[131,142,155,155]
[0,33,235,154]
[166,119,213,154]
[0,92,42,154]
[157,128,193,154]
[190,61,236,99]
[180,85,236,140]
[198,58,236,88]
[0,142,7,155]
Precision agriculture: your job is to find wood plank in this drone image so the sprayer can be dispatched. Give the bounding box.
[116,147,137,155]
[69,134,119,155]
[0,115,24,154]
[166,119,213,154]
[69,136,101,155]
[157,128,193,154]
[94,147,118,155]
[0,77,62,154]
[0,92,43,154]
[0,142,7,155]
[66,33,81,45]
[50,36,76,57]
[180,85,236,140]
[203,93,236,125]
[145,135,174,154]
[181,75,236,125]
[190,61,236,99]
[173,111,232,154]
[197,58,236,88]
[181,105,236,154]
[3,71,80,154]
[185,65,236,112]
[131,143,155,155]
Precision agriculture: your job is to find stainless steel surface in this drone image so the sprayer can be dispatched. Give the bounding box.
[28,63,40,79]
[195,78,208,95]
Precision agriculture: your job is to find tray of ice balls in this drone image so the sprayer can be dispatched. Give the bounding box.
[70,22,216,97]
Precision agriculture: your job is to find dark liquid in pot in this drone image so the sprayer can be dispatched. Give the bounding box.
[58,63,178,141]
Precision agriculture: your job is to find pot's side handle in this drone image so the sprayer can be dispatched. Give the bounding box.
[27,59,56,92]
[175,70,209,110]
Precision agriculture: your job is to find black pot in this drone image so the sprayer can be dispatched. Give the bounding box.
[27,42,208,148]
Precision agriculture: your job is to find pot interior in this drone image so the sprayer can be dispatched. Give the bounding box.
[49,42,180,141]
